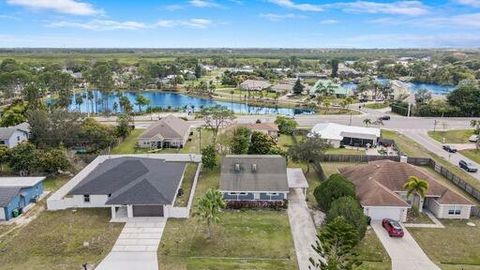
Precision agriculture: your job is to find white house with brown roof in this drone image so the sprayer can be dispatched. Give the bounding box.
[340,160,474,222]
[138,115,191,148]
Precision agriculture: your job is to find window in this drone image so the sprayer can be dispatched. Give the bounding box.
[448,205,461,215]
[239,192,247,195]
[83,195,90,203]
[228,192,238,195]
[17,136,20,142]
[267,192,279,196]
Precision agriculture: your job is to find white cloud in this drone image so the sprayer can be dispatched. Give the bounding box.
[156,19,213,29]
[337,1,428,16]
[455,0,480,7]
[47,20,148,31]
[369,13,480,28]
[267,0,324,12]
[260,13,305,21]
[189,0,221,8]
[320,19,338,24]
[6,0,99,16]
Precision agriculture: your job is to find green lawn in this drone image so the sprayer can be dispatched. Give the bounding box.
[428,129,475,144]
[0,208,123,270]
[409,218,480,269]
[181,128,214,154]
[159,168,297,270]
[365,102,390,109]
[42,175,71,192]
[460,149,480,164]
[174,163,199,207]
[277,134,295,150]
[110,128,147,154]
[355,227,391,270]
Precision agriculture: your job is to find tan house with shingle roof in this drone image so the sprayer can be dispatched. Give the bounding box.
[340,160,474,222]
[138,115,191,148]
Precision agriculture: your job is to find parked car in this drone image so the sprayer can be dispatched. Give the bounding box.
[382,218,404,238]
[469,135,479,143]
[442,145,457,153]
[378,115,391,121]
[459,160,478,173]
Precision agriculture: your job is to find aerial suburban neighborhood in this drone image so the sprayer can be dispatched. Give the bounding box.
[1,1,480,270]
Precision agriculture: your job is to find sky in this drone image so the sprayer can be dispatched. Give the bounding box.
[0,0,479,48]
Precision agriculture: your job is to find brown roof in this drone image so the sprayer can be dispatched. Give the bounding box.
[139,115,191,140]
[339,160,473,207]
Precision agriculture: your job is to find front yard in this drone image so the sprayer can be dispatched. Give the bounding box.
[409,218,480,269]
[428,129,475,144]
[354,227,391,270]
[159,168,297,269]
[459,149,480,164]
[0,208,123,270]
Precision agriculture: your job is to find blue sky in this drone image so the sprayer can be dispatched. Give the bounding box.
[0,0,479,48]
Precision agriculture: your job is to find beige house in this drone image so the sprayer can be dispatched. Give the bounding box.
[340,160,474,222]
[138,115,191,148]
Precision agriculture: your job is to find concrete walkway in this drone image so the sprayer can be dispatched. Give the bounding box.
[96,218,166,270]
[287,188,321,270]
[371,221,440,270]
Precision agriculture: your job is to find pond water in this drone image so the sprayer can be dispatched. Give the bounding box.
[68,91,315,115]
[341,80,455,95]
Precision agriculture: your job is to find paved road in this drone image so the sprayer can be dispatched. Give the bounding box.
[287,188,320,270]
[96,218,166,270]
[371,221,440,270]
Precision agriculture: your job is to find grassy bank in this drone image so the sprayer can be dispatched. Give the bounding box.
[428,129,475,144]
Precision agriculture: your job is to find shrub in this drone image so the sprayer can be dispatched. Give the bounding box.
[201,145,217,170]
[274,116,297,135]
[326,196,368,242]
[226,200,287,210]
[314,173,356,211]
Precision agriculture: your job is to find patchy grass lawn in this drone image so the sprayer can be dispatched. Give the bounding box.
[428,129,475,144]
[181,128,214,154]
[406,210,433,224]
[0,208,123,270]
[174,163,199,207]
[365,102,389,110]
[325,147,366,155]
[355,227,391,270]
[460,149,480,164]
[110,128,147,154]
[409,218,480,269]
[159,167,297,270]
[42,175,71,192]
[277,134,295,150]
[382,130,429,157]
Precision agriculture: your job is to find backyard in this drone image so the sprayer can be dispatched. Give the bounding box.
[0,208,123,270]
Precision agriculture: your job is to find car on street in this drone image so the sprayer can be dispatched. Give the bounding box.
[469,135,479,143]
[442,145,457,153]
[378,115,391,121]
[459,160,478,173]
[382,218,404,237]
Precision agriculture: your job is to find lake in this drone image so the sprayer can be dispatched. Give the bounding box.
[341,80,455,95]
[69,91,315,115]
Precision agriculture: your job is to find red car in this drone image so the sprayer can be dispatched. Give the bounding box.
[382,218,404,238]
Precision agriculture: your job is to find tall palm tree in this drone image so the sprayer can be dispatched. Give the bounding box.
[403,176,429,213]
[194,189,226,238]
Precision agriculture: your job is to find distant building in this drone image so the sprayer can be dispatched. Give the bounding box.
[0,122,30,148]
[0,177,45,221]
[310,123,380,148]
[309,79,352,97]
[239,80,272,91]
[138,115,191,148]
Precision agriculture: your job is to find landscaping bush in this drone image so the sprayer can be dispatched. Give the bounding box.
[275,116,298,135]
[226,200,288,210]
[326,196,368,242]
[314,173,356,211]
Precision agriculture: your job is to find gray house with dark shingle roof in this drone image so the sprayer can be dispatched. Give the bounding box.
[138,115,191,149]
[0,122,30,148]
[220,155,289,201]
[66,156,189,218]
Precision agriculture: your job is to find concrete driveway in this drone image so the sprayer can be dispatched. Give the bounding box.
[287,188,321,270]
[96,218,166,270]
[371,221,440,270]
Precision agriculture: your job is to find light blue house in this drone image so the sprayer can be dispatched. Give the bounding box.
[220,155,289,202]
[0,177,45,221]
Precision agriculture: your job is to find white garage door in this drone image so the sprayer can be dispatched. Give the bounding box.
[365,207,404,222]
[0,208,6,221]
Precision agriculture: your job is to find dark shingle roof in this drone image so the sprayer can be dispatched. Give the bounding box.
[69,157,187,205]
[0,187,21,207]
[220,155,289,192]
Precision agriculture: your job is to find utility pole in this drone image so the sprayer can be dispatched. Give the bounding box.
[433,119,438,132]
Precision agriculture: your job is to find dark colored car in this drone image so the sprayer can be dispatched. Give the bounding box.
[382,218,404,238]
[442,145,457,153]
[378,115,391,120]
[459,160,478,173]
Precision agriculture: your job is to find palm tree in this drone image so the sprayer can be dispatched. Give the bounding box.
[403,176,429,213]
[194,189,226,238]
[135,94,150,113]
[363,118,372,127]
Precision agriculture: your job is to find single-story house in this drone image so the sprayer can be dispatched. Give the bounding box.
[0,122,30,148]
[310,123,380,148]
[48,156,197,219]
[138,115,191,148]
[227,122,280,138]
[239,80,272,91]
[271,83,293,93]
[220,155,289,201]
[309,79,352,98]
[0,177,45,221]
[340,160,474,222]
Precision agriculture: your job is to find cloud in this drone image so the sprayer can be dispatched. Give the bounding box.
[267,0,324,12]
[320,19,338,24]
[0,14,19,20]
[189,0,221,8]
[47,20,148,31]
[336,1,428,16]
[455,0,480,7]
[6,0,99,16]
[260,13,305,21]
[369,13,480,28]
[156,19,213,29]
